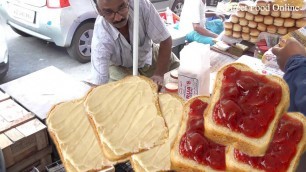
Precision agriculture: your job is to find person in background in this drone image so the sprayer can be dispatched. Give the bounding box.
[272,37,306,116]
[91,0,179,86]
[179,0,225,45]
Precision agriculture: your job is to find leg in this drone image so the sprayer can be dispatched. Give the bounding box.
[139,44,180,77]
[109,65,132,82]
[205,19,224,35]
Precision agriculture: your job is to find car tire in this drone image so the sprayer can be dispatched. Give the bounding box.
[171,0,184,16]
[10,26,31,37]
[67,22,94,63]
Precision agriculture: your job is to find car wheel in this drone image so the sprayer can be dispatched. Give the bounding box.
[10,26,31,37]
[67,22,94,63]
[171,0,184,16]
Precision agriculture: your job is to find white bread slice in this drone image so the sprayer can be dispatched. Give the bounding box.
[84,76,168,161]
[226,112,306,172]
[205,62,290,156]
[130,93,184,172]
[171,96,226,172]
[46,98,114,172]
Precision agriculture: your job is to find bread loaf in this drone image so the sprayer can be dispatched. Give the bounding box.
[204,63,290,156]
[84,76,168,161]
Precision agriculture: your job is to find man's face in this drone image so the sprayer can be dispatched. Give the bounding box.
[97,0,129,28]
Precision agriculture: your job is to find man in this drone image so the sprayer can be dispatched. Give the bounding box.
[91,0,179,86]
[179,0,225,45]
[272,37,306,116]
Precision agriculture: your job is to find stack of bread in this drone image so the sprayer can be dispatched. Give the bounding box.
[46,66,306,171]
[171,63,306,172]
[46,76,185,172]
[224,0,306,43]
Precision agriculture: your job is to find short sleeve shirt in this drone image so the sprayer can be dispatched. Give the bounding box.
[179,0,206,34]
[91,0,170,85]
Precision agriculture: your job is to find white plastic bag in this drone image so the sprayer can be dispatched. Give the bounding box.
[178,42,210,100]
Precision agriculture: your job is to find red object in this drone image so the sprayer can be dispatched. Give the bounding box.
[256,39,267,46]
[234,114,303,172]
[258,45,269,53]
[47,0,70,8]
[159,12,180,24]
[213,66,282,138]
[179,99,226,170]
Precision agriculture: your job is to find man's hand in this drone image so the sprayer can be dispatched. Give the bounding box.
[151,75,163,91]
[272,38,306,71]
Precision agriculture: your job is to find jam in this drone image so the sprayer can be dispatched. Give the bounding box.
[234,114,303,172]
[213,67,282,138]
[179,99,226,170]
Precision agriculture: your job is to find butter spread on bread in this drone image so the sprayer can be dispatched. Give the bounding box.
[131,93,184,171]
[84,76,168,161]
[46,99,113,172]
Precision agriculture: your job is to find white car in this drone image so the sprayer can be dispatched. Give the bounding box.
[0,0,184,63]
[0,17,9,80]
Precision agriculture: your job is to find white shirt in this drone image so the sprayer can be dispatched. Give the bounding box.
[179,0,206,35]
[91,0,170,85]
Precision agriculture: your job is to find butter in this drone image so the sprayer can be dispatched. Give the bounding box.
[47,99,113,172]
[131,94,184,171]
[84,76,168,157]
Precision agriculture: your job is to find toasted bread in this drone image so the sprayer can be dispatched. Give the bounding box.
[226,112,306,172]
[171,96,226,172]
[46,98,113,172]
[130,93,184,172]
[204,63,289,156]
[84,76,169,161]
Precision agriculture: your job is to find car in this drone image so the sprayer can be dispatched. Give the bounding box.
[0,17,9,80]
[0,0,184,63]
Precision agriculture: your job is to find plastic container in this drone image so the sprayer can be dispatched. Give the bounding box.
[166,7,174,25]
[178,42,210,100]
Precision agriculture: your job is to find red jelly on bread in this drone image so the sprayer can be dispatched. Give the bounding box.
[213,66,282,138]
[234,114,304,172]
[179,99,226,170]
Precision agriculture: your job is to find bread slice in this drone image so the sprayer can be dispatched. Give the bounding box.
[46,98,114,172]
[205,62,289,156]
[226,112,306,172]
[130,93,184,172]
[171,96,226,172]
[84,76,168,161]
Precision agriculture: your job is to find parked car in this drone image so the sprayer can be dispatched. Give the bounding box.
[0,18,9,80]
[0,0,184,63]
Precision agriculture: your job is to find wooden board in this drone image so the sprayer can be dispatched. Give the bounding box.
[0,119,49,167]
[6,146,52,172]
[0,99,34,133]
[0,66,91,120]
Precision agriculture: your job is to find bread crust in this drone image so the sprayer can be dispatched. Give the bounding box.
[171,96,225,172]
[204,63,289,156]
[85,76,168,161]
[226,112,306,172]
[46,98,112,172]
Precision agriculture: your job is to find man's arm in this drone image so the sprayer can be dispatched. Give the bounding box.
[284,56,306,116]
[192,23,218,38]
[293,69,306,116]
[154,36,172,77]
